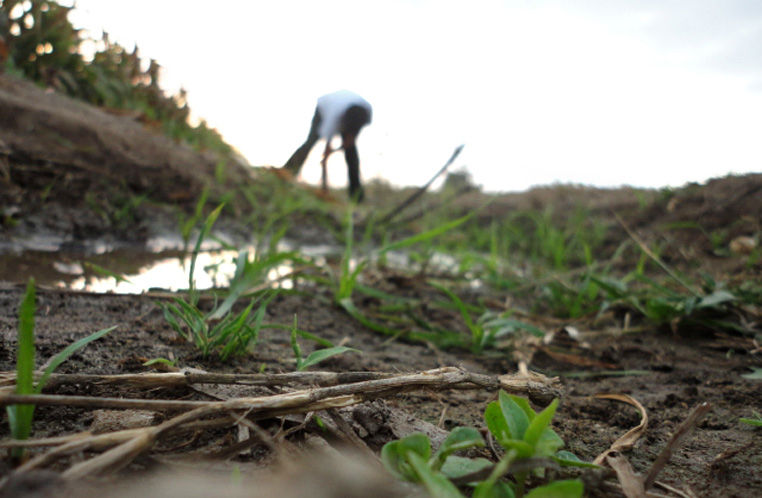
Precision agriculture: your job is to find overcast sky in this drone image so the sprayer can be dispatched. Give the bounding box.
[67,0,762,192]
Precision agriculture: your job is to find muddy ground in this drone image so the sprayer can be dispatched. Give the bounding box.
[0,73,761,497]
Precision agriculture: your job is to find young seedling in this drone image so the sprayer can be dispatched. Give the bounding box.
[289,315,359,371]
[8,279,116,461]
[382,392,592,497]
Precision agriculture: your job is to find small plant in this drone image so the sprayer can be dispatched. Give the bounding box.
[160,293,273,360]
[382,391,591,497]
[594,273,740,333]
[740,411,762,427]
[8,279,116,461]
[289,315,359,371]
[332,206,478,339]
[160,202,283,359]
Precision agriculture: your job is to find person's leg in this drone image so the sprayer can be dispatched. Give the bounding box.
[283,108,321,176]
[343,134,364,202]
[320,140,334,191]
[340,105,370,202]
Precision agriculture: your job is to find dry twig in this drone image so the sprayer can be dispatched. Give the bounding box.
[0,367,560,478]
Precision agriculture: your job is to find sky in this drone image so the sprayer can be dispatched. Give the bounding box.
[66,0,762,192]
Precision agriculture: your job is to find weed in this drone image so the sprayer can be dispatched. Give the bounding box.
[740,411,762,427]
[160,292,274,360]
[382,391,591,497]
[161,202,285,359]
[329,207,478,344]
[8,279,116,460]
[594,273,742,333]
[289,315,359,371]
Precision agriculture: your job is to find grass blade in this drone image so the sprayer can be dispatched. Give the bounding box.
[36,325,117,392]
[8,279,37,446]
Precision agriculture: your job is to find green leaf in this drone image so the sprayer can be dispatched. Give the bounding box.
[406,451,464,498]
[536,428,565,456]
[338,297,405,336]
[8,279,37,443]
[297,346,359,371]
[500,391,531,440]
[523,399,558,448]
[142,357,176,367]
[430,281,483,349]
[381,433,432,481]
[36,325,117,392]
[697,289,735,308]
[484,401,512,445]
[473,480,516,498]
[431,426,485,470]
[507,394,537,423]
[741,368,762,380]
[553,450,599,468]
[524,479,583,498]
[440,455,492,480]
[740,417,762,427]
[15,279,36,396]
[380,210,476,254]
[290,315,303,369]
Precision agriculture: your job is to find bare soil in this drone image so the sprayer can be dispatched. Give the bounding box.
[0,73,761,497]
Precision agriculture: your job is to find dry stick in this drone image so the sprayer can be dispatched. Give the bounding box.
[0,370,394,391]
[377,145,464,225]
[3,368,559,477]
[0,368,559,412]
[643,402,712,490]
[1,367,561,407]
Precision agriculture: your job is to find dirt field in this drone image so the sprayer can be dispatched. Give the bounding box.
[1,73,761,497]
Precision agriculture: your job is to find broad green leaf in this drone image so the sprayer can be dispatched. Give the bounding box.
[407,451,464,498]
[381,433,432,481]
[484,401,512,445]
[473,481,516,498]
[524,479,583,498]
[500,392,530,440]
[440,455,492,480]
[431,427,485,470]
[536,428,565,456]
[298,346,359,371]
[507,394,537,423]
[523,399,558,448]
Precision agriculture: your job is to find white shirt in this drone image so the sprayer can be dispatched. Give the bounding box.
[316,90,372,139]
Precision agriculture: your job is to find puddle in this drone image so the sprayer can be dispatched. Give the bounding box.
[0,231,304,294]
[1,231,477,294]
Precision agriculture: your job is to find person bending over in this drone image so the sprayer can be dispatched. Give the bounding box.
[283,90,372,202]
